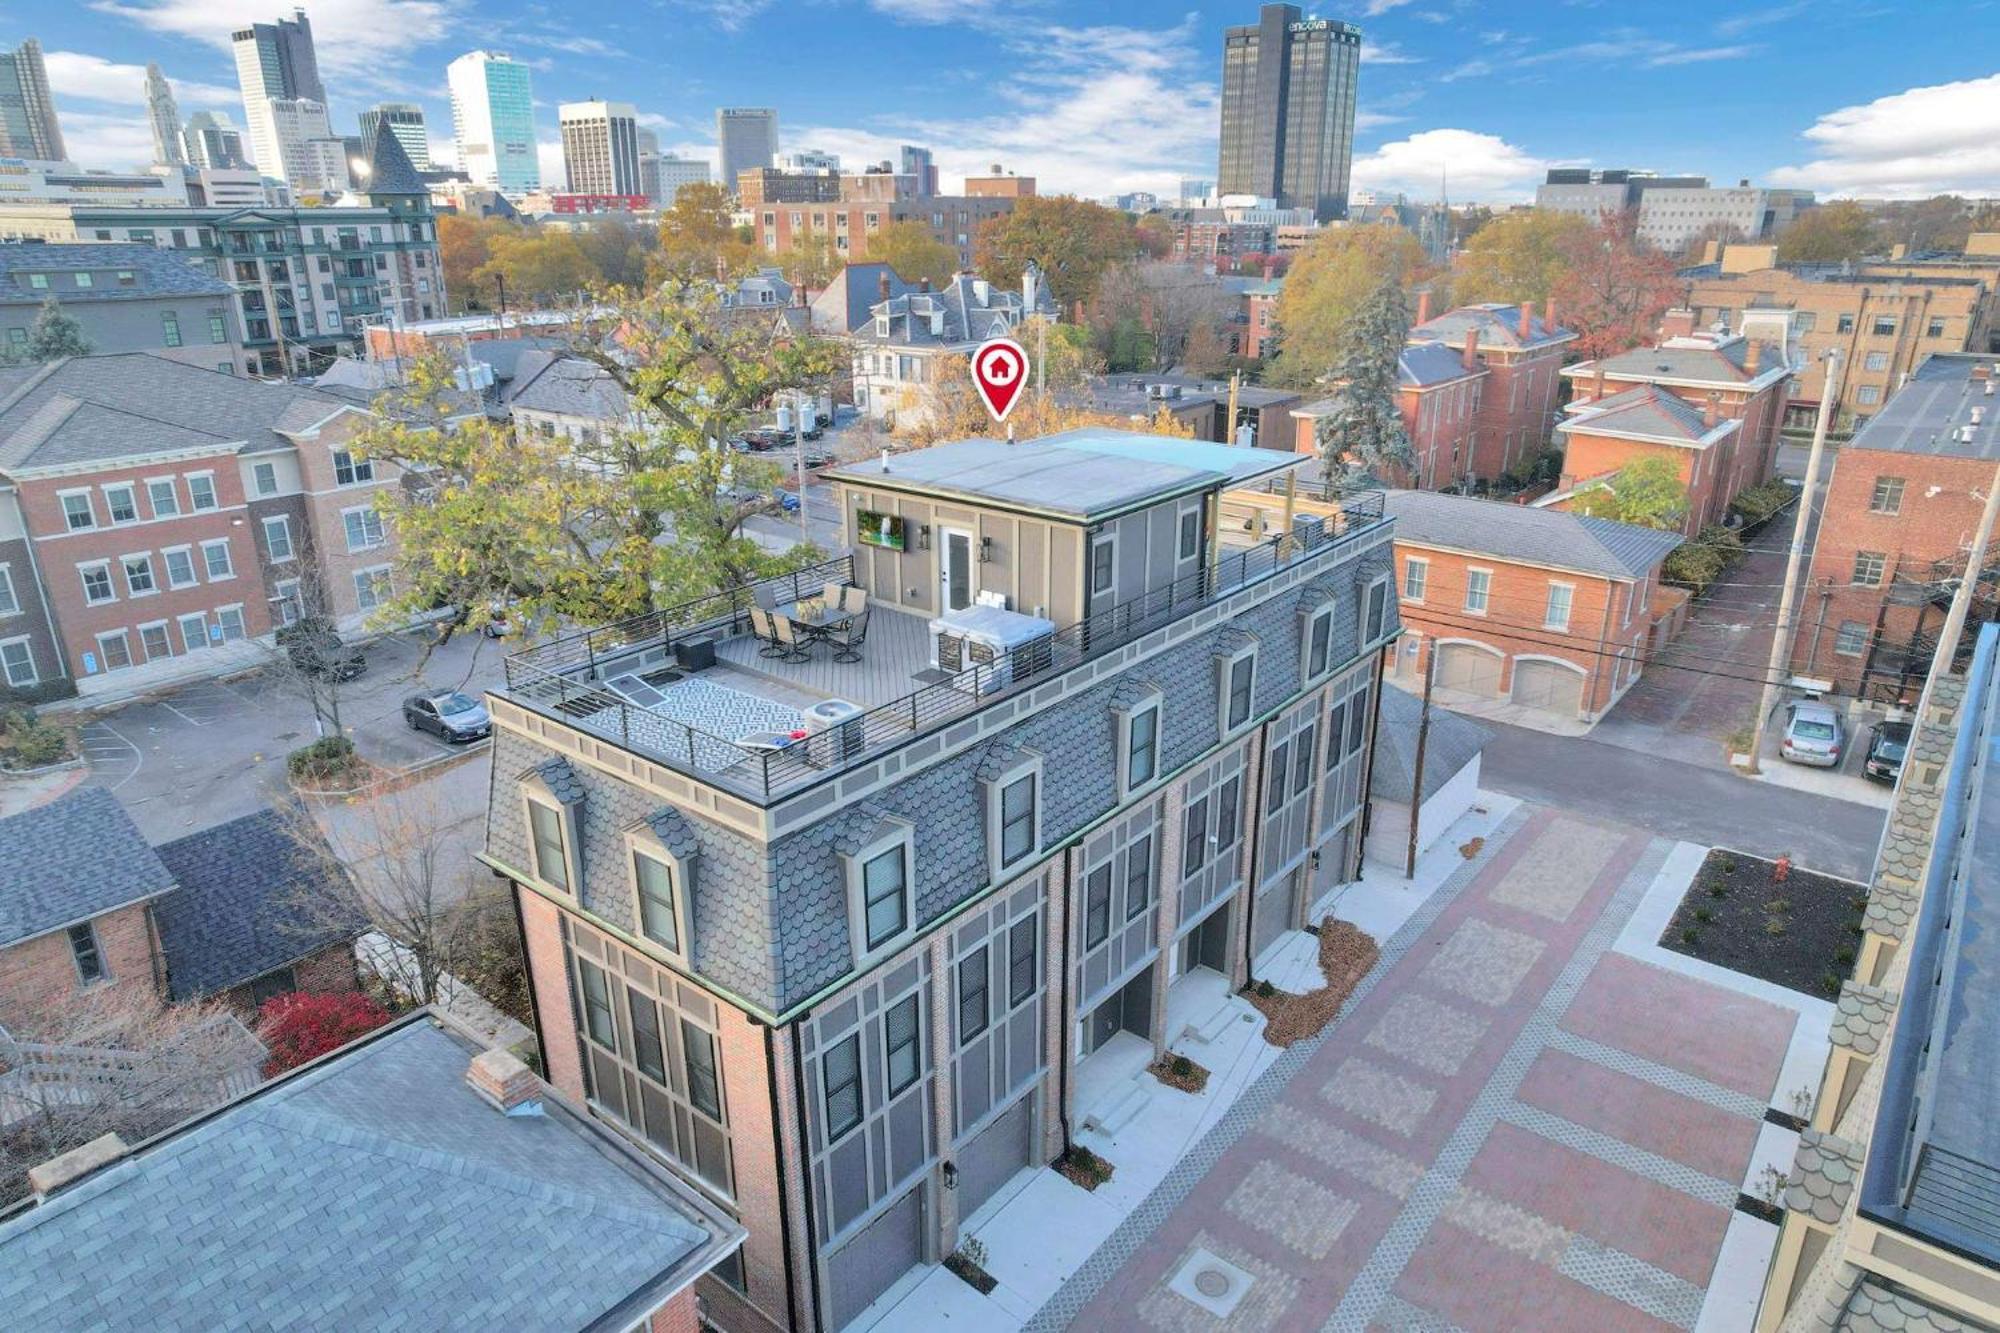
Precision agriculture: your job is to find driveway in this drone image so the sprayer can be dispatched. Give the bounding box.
[76,628,508,842]
[1039,806,1804,1332]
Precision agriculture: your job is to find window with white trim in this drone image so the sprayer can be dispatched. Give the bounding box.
[146,478,180,517]
[273,579,302,626]
[201,539,234,580]
[1301,599,1336,684]
[332,449,374,486]
[354,566,392,612]
[252,461,279,496]
[1835,621,1868,656]
[177,612,209,652]
[138,622,172,661]
[1403,557,1428,602]
[527,797,575,892]
[61,491,95,531]
[68,923,105,984]
[1090,530,1116,598]
[1177,503,1202,561]
[628,837,690,961]
[162,547,198,589]
[843,825,915,962]
[0,637,34,688]
[122,555,156,597]
[103,484,138,525]
[214,605,247,642]
[342,506,385,552]
[187,473,218,511]
[1115,693,1163,799]
[1365,575,1390,641]
[1544,582,1573,632]
[823,1033,863,1141]
[262,515,294,562]
[0,564,16,618]
[95,631,132,672]
[1464,568,1491,615]
[79,562,114,606]
[1219,645,1257,735]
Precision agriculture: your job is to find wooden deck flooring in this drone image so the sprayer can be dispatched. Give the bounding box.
[712,603,936,708]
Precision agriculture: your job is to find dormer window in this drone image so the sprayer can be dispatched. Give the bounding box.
[1300,587,1337,685]
[979,745,1043,880]
[840,814,916,964]
[520,759,585,896]
[1111,682,1164,801]
[626,810,698,963]
[1217,632,1259,736]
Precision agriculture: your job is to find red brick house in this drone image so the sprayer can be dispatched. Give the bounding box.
[1382,489,1683,722]
[1294,340,1487,489]
[1789,353,2000,700]
[1555,320,1792,533]
[1405,300,1576,482]
[1239,275,1282,359]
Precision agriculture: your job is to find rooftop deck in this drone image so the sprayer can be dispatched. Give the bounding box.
[500,486,1388,805]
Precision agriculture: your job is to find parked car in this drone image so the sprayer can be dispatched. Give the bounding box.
[737,427,787,451]
[1865,720,1913,783]
[1780,700,1846,768]
[275,617,365,681]
[402,691,492,742]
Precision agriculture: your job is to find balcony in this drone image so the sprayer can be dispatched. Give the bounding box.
[500,487,1387,805]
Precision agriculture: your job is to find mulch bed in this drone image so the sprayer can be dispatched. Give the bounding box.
[1660,848,1867,998]
[1246,919,1380,1047]
[1055,1144,1115,1192]
[1148,1053,1212,1094]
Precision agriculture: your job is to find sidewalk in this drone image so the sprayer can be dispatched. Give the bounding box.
[851,795,1523,1333]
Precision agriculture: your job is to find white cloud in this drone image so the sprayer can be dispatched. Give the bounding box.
[1716,3,1806,36]
[866,0,1003,25]
[1364,0,1418,13]
[1361,40,1422,65]
[537,137,566,188]
[1351,128,1548,202]
[91,0,460,84]
[1355,110,1408,132]
[1770,72,2000,197]
[44,51,237,107]
[49,110,160,172]
[1647,45,1754,66]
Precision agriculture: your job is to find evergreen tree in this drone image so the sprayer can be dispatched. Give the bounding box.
[1314,276,1415,482]
[24,296,91,361]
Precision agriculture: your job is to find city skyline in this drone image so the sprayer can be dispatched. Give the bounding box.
[3,1,1996,203]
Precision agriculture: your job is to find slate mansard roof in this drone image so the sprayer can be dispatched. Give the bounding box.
[0,242,236,306]
[151,809,368,1000]
[0,786,176,949]
[0,1016,743,1331]
[1383,488,1684,580]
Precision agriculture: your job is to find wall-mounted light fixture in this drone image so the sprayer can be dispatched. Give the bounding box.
[918,524,932,550]
[942,1161,958,1190]
[979,536,994,564]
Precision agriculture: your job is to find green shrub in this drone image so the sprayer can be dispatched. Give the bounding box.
[1663,524,1746,594]
[1681,927,1699,944]
[287,735,360,782]
[1695,907,1714,923]
[1708,883,1728,899]
[1729,480,1797,524]
[0,706,68,768]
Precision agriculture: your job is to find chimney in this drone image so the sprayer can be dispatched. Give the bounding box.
[1416,289,1432,325]
[466,1047,543,1116]
[29,1133,129,1199]
[1593,364,1607,402]
[1703,394,1720,429]
[1745,340,1762,375]
[878,270,891,302]
[1660,308,1698,339]
[1517,303,1532,339]
[919,277,932,293]
[1544,297,1557,334]
[1462,328,1479,372]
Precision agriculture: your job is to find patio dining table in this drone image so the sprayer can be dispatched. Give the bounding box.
[775,598,852,647]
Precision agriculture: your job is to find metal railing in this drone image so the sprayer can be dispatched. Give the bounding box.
[502,490,1388,803]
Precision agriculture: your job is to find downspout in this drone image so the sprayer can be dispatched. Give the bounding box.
[789,1022,827,1332]
[1237,729,1269,980]
[1355,646,1388,877]
[762,1026,803,1333]
[1054,846,1077,1152]
[1806,583,1832,677]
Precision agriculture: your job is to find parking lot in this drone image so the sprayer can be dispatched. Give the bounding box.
[77,628,508,842]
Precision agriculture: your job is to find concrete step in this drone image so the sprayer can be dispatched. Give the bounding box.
[1083,1077,1151,1136]
[1178,999,1237,1047]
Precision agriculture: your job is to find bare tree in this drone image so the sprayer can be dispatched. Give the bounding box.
[262,518,362,741]
[0,987,264,1203]
[1088,262,1238,372]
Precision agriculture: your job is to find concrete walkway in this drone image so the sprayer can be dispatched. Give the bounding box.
[1032,806,1813,1333]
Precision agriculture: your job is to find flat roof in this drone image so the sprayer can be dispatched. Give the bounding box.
[826,428,1305,520]
[1847,353,2000,460]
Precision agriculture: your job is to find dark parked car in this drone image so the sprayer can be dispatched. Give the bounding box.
[275,617,365,681]
[402,691,492,742]
[737,427,787,451]
[1865,720,1912,783]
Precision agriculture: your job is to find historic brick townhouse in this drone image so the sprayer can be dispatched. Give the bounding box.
[1554,316,1792,534]
[850,265,1059,429]
[1404,300,1576,482]
[1294,340,1488,489]
[1381,489,1682,723]
[1788,353,2000,701]
[0,352,407,702]
[478,428,1399,1330]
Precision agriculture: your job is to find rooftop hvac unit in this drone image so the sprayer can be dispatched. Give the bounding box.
[801,698,866,766]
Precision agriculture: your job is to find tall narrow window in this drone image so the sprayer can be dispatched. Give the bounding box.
[579,959,616,1050]
[999,773,1036,867]
[885,994,921,1095]
[1267,741,1290,814]
[529,801,569,890]
[862,845,908,951]
[633,851,680,953]
[1126,704,1159,789]
[1544,583,1573,631]
[1007,916,1038,1009]
[1215,775,1241,853]
[1304,604,1334,681]
[627,987,666,1083]
[682,1019,721,1120]
[69,923,104,984]
[823,1034,862,1141]
[1084,863,1113,948]
[1464,569,1490,615]
[1226,654,1255,730]
[1366,578,1389,640]
[1124,835,1153,921]
[957,945,990,1044]
[1183,795,1210,877]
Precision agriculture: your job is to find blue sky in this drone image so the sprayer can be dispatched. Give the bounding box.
[16,0,2000,201]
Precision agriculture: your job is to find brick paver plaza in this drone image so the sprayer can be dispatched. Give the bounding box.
[1033,806,1796,1332]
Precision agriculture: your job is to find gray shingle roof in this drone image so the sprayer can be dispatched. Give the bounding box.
[1409,302,1573,352]
[0,787,176,948]
[0,243,236,306]
[0,1017,735,1331]
[151,809,367,1001]
[0,353,355,471]
[504,350,631,420]
[1372,685,1493,804]
[1384,488,1684,578]
[360,117,427,197]
[854,270,1059,350]
[809,262,914,335]
[1557,382,1727,445]
[1398,341,1482,389]
[1577,336,1788,388]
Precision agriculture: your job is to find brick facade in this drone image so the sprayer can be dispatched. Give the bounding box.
[1401,303,1576,484]
[0,902,161,1035]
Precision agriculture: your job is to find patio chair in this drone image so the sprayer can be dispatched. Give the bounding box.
[840,585,868,615]
[749,606,787,659]
[823,581,849,609]
[830,609,870,664]
[772,613,812,663]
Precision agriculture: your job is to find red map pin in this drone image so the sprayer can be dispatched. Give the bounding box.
[972,337,1028,423]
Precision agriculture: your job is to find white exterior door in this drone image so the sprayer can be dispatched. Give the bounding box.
[940,527,975,612]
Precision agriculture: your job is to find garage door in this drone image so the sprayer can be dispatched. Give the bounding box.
[1435,643,1502,695]
[827,1185,926,1330]
[956,1095,1034,1224]
[1511,659,1586,716]
[1251,869,1298,960]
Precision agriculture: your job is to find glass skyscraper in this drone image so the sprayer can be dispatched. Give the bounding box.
[0,38,66,162]
[448,51,539,196]
[1217,4,1360,222]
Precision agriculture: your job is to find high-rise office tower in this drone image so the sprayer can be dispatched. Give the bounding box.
[448,51,539,196]
[715,107,777,196]
[0,38,65,161]
[559,100,641,195]
[232,8,346,191]
[900,144,939,195]
[1217,4,1360,221]
[359,102,430,171]
[145,63,185,166]
[183,111,252,170]
[636,126,662,203]
[653,155,709,205]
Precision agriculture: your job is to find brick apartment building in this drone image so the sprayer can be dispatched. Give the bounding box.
[748,169,1019,274]
[1294,340,1487,489]
[0,789,360,1037]
[1788,353,2000,700]
[1553,316,1792,533]
[478,429,1398,1330]
[1381,489,1682,722]
[1683,239,2000,429]
[1404,300,1576,482]
[0,353,411,702]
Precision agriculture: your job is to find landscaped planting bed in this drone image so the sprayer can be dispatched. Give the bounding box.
[1661,848,1866,997]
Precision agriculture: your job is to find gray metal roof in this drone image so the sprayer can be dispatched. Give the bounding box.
[0,1017,736,1331]
[0,353,354,471]
[360,117,426,197]
[1371,685,1492,804]
[1409,302,1573,352]
[1575,335,1788,388]
[151,809,367,1001]
[1398,341,1482,389]
[1846,354,2000,460]
[809,263,914,335]
[1557,382,1726,445]
[827,428,1302,519]
[0,787,176,948]
[0,243,235,306]
[1383,488,1684,579]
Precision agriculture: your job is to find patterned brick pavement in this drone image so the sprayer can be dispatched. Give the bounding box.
[1032,806,1797,1333]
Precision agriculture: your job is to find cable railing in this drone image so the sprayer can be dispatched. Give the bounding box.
[501,490,1388,803]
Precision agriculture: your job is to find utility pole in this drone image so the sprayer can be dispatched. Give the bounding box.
[1406,643,1435,879]
[1036,315,1047,402]
[1748,348,1842,774]
[1226,369,1242,445]
[793,390,811,545]
[1928,457,2000,685]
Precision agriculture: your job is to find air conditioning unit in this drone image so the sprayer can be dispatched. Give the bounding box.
[801,698,865,766]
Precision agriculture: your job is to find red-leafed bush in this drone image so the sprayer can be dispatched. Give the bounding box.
[257,991,392,1076]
